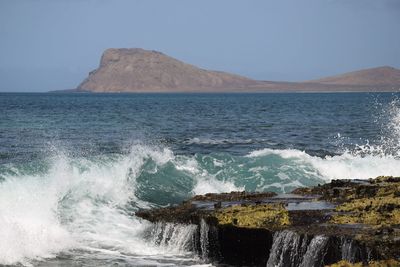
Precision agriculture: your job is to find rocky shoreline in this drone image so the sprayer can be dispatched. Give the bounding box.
[136,176,400,267]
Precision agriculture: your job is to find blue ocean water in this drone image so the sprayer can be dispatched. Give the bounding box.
[1,92,400,266]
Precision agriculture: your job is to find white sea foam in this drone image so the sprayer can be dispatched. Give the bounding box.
[174,156,242,195]
[171,153,242,195]
[248,98,400,181]
[192,176,242,195]
[247,148,308,159]
[2,97,400,265]
[174,157,201,174]
[0,158,74,265]
[247,147,400,181]
[0,145,191,266]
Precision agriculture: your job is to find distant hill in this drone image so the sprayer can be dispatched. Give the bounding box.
[308,66,400,86]
[75,48,400,93]
[77,48,258,92]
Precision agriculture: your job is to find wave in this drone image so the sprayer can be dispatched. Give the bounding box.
[247,148,400,181]
[0,144,243,266]
[1,97,400,265]
[2,143,400,265]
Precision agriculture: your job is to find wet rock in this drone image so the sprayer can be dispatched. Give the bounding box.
[191,191,277,202]
[214,203,290,230]
[325,259,400,267]
[136,176,400,266]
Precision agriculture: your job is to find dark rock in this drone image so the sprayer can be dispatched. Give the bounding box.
[136,176,400,266]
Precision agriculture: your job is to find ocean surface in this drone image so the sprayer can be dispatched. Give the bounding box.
[1,92,400,266]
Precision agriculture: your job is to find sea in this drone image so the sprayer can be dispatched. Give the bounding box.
[1,92,400,266]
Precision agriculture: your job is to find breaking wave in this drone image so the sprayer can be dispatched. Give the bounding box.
[1,97,400,266]
[2,138,400,265]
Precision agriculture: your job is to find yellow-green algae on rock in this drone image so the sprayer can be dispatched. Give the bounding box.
[325,259,400,267]
[330,176,400,226]
[136,176,400,265]
[214,203,290,229]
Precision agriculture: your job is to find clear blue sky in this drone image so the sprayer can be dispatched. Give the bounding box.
[0,0,399,92]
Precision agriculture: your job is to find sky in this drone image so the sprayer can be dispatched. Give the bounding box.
[0,0,399,92]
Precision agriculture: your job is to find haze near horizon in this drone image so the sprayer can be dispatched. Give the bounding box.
[0,0,399,92]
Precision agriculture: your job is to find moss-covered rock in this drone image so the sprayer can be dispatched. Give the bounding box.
[191,191,277,202]
[331,196,400,226]
[330,176,400,227]
[136,176,400,266]
[325,259,400,267]
[214,203,290,229]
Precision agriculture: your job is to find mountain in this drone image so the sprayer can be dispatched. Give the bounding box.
[76,48,400,93]
[308,66,400,86]
[77,48,258,92]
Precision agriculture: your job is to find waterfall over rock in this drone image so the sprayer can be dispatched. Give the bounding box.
[148,222,198,253]
[145,223,375,267]
[200,219,209,259]
[266,230,374,267]
[299,235,329,267]
[339,237,372,263]
[266,230,307,267]
[267,230,328,267]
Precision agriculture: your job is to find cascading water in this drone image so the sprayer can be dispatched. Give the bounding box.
[266,230,328,267]
[148,222,198,254]
[267,230,306,267]
[266,231,376,267]
[2,141,400,266]
[1,93,400,266]
[340,237,372,264]
[0,146,220,266]
[298,235,329,267]
[341,238,357,263]
[199,219,210,260]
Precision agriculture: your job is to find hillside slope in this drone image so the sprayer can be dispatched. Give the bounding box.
[309,66,400,86]
[76,48,400,92]
[77,48,257,92]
